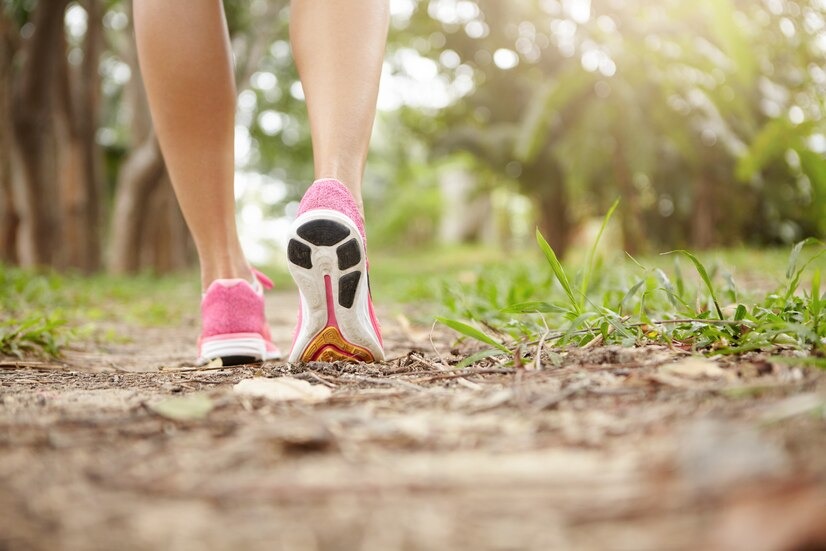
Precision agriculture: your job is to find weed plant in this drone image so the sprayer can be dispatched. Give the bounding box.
[0,265,196,358]
[437,203,826,367]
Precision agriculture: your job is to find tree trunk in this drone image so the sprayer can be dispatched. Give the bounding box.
[691,170,716,249]
[138,178,192,274]
[107,135,166,274]
[611,142,646,256]
[0,13,18,263]
[525,161,569,257]
[9,0,70,267]
[107,2,192,275]
[51,0,104,272]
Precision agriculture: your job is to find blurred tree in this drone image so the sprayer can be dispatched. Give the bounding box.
[1,0,825,274]
[395,0,826,253]
[2,0,106,270]
[0,0,294,273]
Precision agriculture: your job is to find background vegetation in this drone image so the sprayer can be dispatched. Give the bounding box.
[1,0,825,275]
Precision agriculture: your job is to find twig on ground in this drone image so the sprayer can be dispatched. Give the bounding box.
[428,320,449,369]
[191,378,225,385]
[158,364,255,373]
[409,352,446,372]
[412,368,517,383]
[0,360,68,370]
[341,374,429,393]
[304,370,339,388]
[534,329,551,371]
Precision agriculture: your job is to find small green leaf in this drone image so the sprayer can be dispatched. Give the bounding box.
[456,348,508,368]
[734,304,747,321]
[501,301,564,314]
[618,279,645,314]
[436,317,510,353]
[654,268,680,309]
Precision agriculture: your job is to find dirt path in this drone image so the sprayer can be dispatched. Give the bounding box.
[1,292,825,550]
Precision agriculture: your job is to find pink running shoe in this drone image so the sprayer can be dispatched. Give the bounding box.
[197,269,282,365]
[286,179,384,363]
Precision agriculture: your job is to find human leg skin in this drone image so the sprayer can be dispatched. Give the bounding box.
[134,1,281,364]
[290,0,390,212]
[286,0,388,363]
[133,0,249,289]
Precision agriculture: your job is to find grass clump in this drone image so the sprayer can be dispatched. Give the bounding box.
[0,264,197,358]
[0,315,66,358]
[436,206,826,366]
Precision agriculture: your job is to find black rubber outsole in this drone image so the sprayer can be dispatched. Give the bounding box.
[219,355,259,366]
[289,219,364,310]
[287,239,313,269]
[296,219,350,246]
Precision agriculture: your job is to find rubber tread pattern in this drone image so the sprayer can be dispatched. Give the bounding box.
[338,271,361,309]
[296,220,350,247]
[220,355,257,366]
[336,238,361,270]
[287,239,313,269]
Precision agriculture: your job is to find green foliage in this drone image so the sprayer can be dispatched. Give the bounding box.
[663,250,724,319]
[437,228,826,366]
[435,317,510,353]
[0,264,197,358]
[400,0,826,249]
[536,229,580,316]
[0,315,65,358]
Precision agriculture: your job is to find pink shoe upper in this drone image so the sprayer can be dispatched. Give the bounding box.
[297,178,366,245]
[199,269,279,352]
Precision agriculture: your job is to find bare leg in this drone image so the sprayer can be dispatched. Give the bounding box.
[133,0,249,288]
[290,0,389,212]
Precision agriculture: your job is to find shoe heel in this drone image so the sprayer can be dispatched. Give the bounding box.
[301,326,375,363]
[199,333,267,365]
[286,209,384,363]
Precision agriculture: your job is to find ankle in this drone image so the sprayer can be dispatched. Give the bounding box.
[199,258,252,290]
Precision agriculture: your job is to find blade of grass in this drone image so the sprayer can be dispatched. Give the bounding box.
[785,247,826,302]
[436,317,511,353]
[664,250,724,319]
[812,268,822,340]
[536,229,581,315]
[618,279,645,315]
[579,198,619,305]
[786,238,821,279]
[501,301,566,314]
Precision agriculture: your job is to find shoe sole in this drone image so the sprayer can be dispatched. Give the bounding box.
[198,333,281,366]
[287,209,384,363]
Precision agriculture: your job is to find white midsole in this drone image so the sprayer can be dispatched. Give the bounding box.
[198,336,272,365]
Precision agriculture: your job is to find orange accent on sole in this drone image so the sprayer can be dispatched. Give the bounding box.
[301,326,375,363]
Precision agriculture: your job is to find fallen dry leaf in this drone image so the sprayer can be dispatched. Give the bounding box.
[233,377,332,403]
[660,357,733,380]
[147,394,214,421]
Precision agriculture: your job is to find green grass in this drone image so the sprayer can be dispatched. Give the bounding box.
[0,265,198,358]
[4,235,825,363]
[262,244,524,309]
[433,224,826,366]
